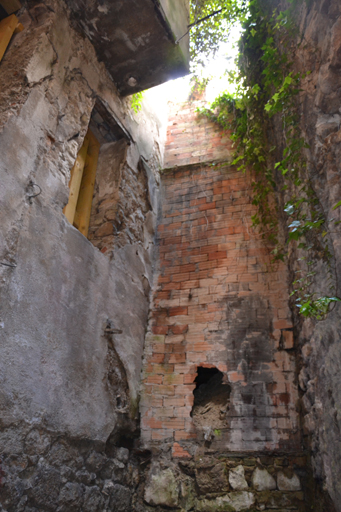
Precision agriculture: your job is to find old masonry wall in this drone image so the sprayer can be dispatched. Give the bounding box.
[0,1,166,510]
[1,0,341,510]
[138,101,313,512]
[266,0,341,509]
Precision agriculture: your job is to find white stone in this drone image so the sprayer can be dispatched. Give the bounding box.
[144,468,179,507]
[251,467,276,490]
[229,465,249,490]
[277,471,301,491]
[26,34,55,84]
[226,492,255,511]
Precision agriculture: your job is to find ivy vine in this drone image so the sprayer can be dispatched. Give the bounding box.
[197,0,340,319]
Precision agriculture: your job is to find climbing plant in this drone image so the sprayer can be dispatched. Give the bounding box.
[195,0,340,319]
[130,91,144,114]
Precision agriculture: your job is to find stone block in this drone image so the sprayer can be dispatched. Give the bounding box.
[257,490,302,509]
[94,221,114,237]
[144,468,179,507]
[277,471,301,491]
[108,483,132,512]
[195,491,255,512]
[116,447,129,463]
[251,468,276,491]
[180,477,196,511]
[229,465,249,491]
[195,462,228,495]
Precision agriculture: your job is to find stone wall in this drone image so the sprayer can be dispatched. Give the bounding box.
[0,423,141,512]
[141,453,308,512]
[0,1,164,510]
[261,0,341,508]
[88,141,159,255]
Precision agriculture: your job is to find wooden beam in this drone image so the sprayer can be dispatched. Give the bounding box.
[0,14,18,62]
[0,0,21,15]
[63,134,90,225]
[74,130,100,238]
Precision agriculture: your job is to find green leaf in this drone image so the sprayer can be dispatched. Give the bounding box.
[283,75,293,86]
[332,200,341,210]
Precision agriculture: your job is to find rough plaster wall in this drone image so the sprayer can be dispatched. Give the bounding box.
[262,0,341,508]
[0,1,166,509]
[0,0,162,459]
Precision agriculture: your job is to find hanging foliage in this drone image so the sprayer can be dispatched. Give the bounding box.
[195,0,340,319]
[189,0,248,69]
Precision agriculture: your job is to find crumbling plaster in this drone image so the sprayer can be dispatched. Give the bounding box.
[0,0,165,443]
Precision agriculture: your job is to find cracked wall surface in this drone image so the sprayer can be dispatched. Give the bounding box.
[0,1,164,509]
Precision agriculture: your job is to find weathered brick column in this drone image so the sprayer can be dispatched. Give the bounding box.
[140,101,299,458]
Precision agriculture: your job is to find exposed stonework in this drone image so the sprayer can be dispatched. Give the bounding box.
[0,423,141,512]
[88,141,154,254]
[140,454,309,512]
[262,0,341,508]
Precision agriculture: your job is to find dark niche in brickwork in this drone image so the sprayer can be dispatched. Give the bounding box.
[191,366,231,439]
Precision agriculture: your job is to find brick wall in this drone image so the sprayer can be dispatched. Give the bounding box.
[140,101,299,458]
[164,100,232,169]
